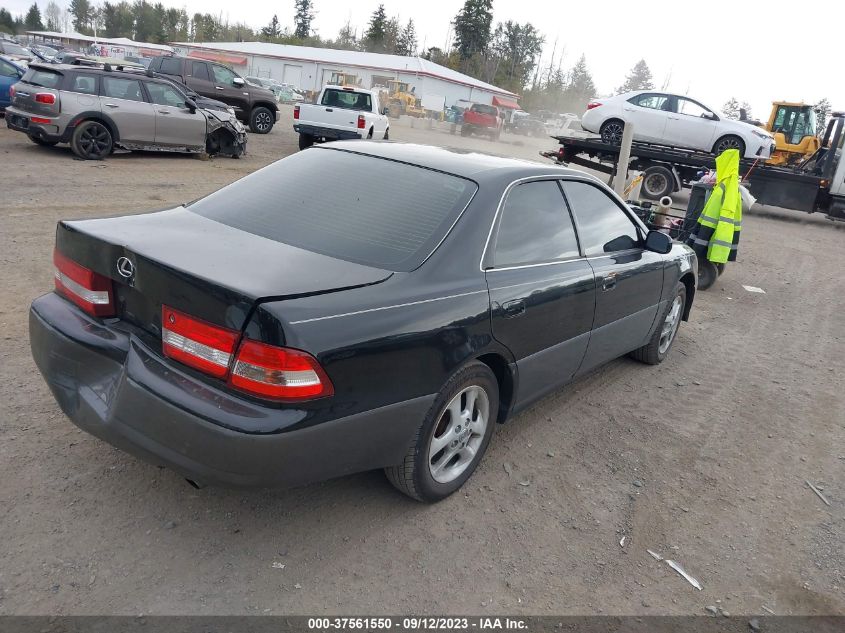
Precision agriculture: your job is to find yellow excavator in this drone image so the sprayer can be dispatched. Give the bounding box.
[386,80,425,118]
[754,102,820,166]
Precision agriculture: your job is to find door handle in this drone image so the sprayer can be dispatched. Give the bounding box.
[215,86,224,90]
[668,116,680,120]
[501,299,526,318]
[158,110,171,114]
[104,103,118,108]
[325,108,333,112]
[602,273,618,291]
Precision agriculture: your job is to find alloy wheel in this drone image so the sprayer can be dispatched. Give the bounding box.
[659,295,683,354]
[715,137,741,153]
[79,125,110,158]
[255,112,272,132]
[428,385,489,484]
[601,122,624,144]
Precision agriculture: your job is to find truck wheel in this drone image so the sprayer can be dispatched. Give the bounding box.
[384,361,498,503]
[600,119,624,145]
[713,135,745,157]
[641,165,675,200]
[629,282,686,365]
[249,107,274,134]
[298,133,314,150]
[367,127,373,139]
[70,120,113,160]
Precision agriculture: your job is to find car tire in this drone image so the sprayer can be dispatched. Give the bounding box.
[713,135,745,157]
[298,133,313,150]
[600,119,625,145]
[629,281,686,365]
[28,135,58,147]
[367,127,373,139]
[385,361,499,503]
[461,125,471,137]
[249,106,274,134]
[70,120,113,160]
[641,165,675,200]
[383,128,389,140]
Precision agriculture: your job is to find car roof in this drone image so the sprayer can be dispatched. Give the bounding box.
[319,141,585,180]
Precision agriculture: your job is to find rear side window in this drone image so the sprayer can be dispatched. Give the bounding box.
[102,77,144,102]
[69,74,98,95]
[492,181,579,267]
[321,88,371,111]
[472,104,497,116]
[189,149,477,271]
[158,57,183,75]
[191,61,210,81]
[22,68,62,88]
[561,181,641,255]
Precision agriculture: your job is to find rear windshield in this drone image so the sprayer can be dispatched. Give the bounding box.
[22,68,62,88]
[472,104,497,116]
[321,88,372,111]
[189,149,476,271]
[2,42,28,56]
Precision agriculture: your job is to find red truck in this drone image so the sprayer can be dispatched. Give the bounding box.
[460,103,503,140]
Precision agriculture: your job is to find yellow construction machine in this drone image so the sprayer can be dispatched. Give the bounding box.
[759,102,820,166]
[386,80,425,118]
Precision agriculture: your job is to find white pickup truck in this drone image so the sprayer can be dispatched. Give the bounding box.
[294,85,390,150]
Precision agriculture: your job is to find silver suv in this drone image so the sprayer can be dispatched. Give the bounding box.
[5,62,247,159]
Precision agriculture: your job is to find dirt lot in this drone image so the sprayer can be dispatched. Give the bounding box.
[1,106,844,616]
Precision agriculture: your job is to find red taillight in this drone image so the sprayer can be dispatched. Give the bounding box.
[293,104,299,119]
[161,305,334,401]
[31,116,52,124]
[357,114,365,129]
[162,306,239,378]
[9,84,15,98]
[230,340,334,400]
[586,101,602,110]
[53,249,114,317]
[35,92,56,104]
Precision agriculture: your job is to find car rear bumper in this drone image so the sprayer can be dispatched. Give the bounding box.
[29,293,433,489]
[293,123,362,140]
[5,107,66,142]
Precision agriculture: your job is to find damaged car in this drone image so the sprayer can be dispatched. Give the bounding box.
[4,62,247,160]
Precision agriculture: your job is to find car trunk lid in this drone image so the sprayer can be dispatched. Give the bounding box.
[55,207,393,336]
[13,66,64,117]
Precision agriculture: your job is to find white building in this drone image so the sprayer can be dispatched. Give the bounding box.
[170,41,521,111]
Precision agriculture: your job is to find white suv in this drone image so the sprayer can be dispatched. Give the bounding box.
[581,90,774,159]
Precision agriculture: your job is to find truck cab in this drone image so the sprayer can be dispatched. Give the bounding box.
[293,85,390,150]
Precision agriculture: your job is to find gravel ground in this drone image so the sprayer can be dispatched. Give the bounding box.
[1,106,844,616]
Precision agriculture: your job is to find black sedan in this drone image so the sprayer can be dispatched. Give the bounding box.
[30,143,697,502]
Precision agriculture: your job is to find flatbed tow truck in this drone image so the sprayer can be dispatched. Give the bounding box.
[541,113,845,221]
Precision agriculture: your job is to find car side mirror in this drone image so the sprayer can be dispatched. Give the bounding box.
[233,77,244,87]
[703,111,718,121]
[382,107,389,115]
[185,98,198,113]
[645,230,672,254]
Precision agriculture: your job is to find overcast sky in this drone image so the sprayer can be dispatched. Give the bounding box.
[5,0,843,115]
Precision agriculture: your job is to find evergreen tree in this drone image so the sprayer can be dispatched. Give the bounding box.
[262,14,281,40]
[69,0,93,33]
[102,1,134,37]
[363,4,388,52]
[24,3,45,31]
[293,0,314,39]
[489,21,543,91]
[722,97,740,119]
[335,21,357,50]
[383,16,400,54]
[616,59,654,93]
[816,98,831,136]
[452,0,493,59]
[396,19,416,56]
[561,55,596,112]
[738,101,754,121]
[0,8,15,34]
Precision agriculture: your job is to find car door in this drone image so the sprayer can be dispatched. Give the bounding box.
[209,63,249,115]
[99,76,156,144]
[621,93,672,142]
[484,179,597,408]
[145,80,207,148]
[561,179,665,373]
[0,58,22,109]
[185,61,217,99]
[663,97,719,151]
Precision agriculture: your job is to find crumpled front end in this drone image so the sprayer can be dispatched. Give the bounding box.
[204,110,248,158]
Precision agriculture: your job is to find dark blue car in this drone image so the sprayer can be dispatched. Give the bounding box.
[0,57,24,111]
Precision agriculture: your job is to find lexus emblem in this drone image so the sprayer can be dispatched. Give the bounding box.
[116,256,135,279]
